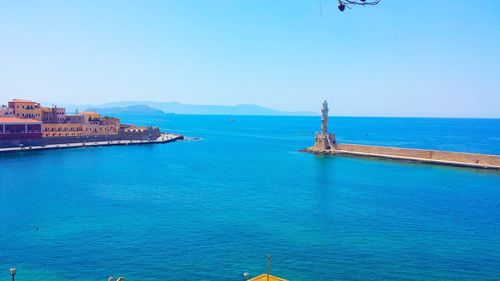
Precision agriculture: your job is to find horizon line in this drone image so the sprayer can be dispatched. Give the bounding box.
[4,98,498,119]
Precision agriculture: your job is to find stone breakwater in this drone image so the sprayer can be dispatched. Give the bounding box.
[0,133,183,153]
[305,143,500,170]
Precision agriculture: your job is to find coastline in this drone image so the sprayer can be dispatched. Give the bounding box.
[0,133,183,153]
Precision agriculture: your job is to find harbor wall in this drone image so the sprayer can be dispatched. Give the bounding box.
[0,139,41,148]
[336,144,500,167]
[0,131,160,148]
[0,134,184,153]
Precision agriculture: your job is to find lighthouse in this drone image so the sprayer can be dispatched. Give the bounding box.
[321,100,329,135]
[314,100,336,150]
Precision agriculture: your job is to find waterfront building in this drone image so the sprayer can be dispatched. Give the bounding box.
[1,98,162,146]
[0,105,14,116]
[82,123,119,135]
[41,106,66,123]
[102,116,121,127]
[122,125,148,133]
[76,112,120,136]
[8,99,42,120]
[83,115,119,135]
[42,123,84,137]
[80,111,102,124]
[40,110,120,138]
[65,114,86,124]
[0,117,42,141]
[121,125,160,140]
[40,105,86,137]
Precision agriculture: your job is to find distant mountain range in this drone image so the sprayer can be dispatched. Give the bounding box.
[60,101,317,116]
[86,105,166,116]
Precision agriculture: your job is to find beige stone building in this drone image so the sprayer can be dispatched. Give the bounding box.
[0,105,14,117]
[8,99,42,120]
[42,123,83,137]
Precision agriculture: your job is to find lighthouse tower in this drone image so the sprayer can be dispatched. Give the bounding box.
[314,100,336,150]
[321,100,329,135]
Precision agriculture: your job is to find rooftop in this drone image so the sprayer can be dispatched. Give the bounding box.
[248,274,288,281]
[80,111,100,115]
[10,99,36,103]
[0,117,42,124]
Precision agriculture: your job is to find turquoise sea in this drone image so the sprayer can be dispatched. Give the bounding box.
[1,115,500,281]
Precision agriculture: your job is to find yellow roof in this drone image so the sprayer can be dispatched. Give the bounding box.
[80,112,101,118]
[248,274,288,281]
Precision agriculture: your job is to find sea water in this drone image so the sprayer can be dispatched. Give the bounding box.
[1,115,500,281]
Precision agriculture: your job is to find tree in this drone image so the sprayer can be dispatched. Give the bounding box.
[337,0,381,12]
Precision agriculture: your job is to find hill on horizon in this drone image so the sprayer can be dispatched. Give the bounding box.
[62,101,317,116]
[86,105,166,116]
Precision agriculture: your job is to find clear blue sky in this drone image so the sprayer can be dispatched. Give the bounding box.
[1,0,499,117]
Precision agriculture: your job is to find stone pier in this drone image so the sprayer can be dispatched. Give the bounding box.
[304,101,500,170]
[305,143,500,170]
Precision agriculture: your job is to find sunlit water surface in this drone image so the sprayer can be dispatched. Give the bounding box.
[1,116,500,280]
